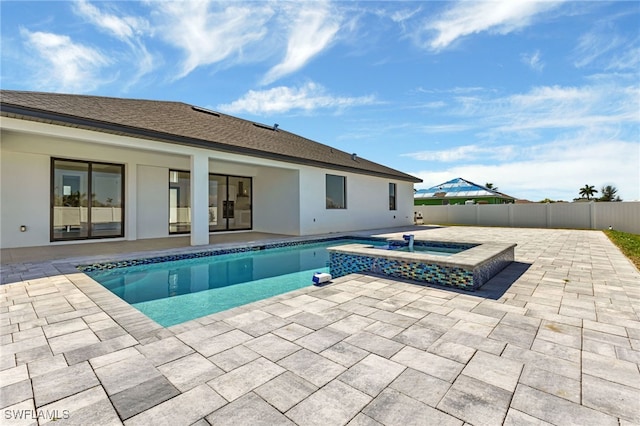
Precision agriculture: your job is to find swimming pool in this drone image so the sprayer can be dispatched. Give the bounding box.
[83,238,386,326]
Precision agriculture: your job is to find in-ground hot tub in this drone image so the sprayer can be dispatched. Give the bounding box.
[327,237,516,291]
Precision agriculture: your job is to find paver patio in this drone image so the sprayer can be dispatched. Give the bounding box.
[1,226,639,425]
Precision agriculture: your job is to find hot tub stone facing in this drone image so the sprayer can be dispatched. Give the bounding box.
[327,239,516,291]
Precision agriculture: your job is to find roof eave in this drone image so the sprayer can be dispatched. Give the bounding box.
[1,103,422,183]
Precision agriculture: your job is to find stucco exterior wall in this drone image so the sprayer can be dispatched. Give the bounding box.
[137,165,171,239]
[253,167,300,236]
[0,149,50,248]
[1,118,417,248]
[298,168,414,235]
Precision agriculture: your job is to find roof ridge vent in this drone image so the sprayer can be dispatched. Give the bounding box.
[351,153,357,161]
[192,106,220,117]
[253,122,279,131]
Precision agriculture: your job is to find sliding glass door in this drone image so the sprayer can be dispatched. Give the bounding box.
[169,170,191,234]
[51,158,124,241]
[209,174,252,232]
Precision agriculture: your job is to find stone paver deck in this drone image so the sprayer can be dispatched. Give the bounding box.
[1,226,639,425]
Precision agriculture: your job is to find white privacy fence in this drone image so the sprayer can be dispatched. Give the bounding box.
[414,202,640,235]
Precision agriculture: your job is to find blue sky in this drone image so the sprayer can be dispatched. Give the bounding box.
[2,1,639,201]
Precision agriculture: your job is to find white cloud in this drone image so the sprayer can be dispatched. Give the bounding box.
[574,30,624,68]
[21,29,111,93]
[261,3,341,85]
[73,0,154,89]
[495,84,639,133]
[427,84,639,138]
[404,144,517,162]
[155,1,273,79]
[392,8,420,23]
[74,0,149,41]
[407,81,639,201]
[417,124,471,133]
[573,28,640,72]
[521,50,544,71]
[606,46,640,71]
[217,81,376,115]
[421,0,564,51]
[411,139,639,202]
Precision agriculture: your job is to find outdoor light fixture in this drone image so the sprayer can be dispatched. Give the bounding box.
[20,225,27,232]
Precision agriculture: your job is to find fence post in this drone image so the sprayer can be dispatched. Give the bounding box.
[590,201,596,230]
[508,203,514,227]
[545,203,551,229]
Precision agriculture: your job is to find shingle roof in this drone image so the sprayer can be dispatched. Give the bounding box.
[415,177,515,199]
[0,90,421,183]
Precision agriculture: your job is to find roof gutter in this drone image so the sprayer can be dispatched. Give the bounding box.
[1,103,422,183]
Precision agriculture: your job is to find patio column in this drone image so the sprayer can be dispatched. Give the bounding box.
[190,153,209,246]
[125,162,137,241]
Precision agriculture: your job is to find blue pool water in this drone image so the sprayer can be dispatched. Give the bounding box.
[86,238,385,327]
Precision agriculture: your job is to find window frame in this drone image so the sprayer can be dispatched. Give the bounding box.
[209,173,253,232]
[169,169,191,235]
[50,157,125,242]
[326,174,347,209]
[389,183,397,210]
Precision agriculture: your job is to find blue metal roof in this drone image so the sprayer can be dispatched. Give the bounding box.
[415,177,512,199]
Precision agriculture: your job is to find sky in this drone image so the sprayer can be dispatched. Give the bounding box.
[1,0,639,202]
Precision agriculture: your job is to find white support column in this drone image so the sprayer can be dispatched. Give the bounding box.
[126,162,137,241]
[190,153,209,246]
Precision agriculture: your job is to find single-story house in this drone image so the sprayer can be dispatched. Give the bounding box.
[0,90,422,249]
[415,177,515,205]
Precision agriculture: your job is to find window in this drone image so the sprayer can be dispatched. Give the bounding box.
[169,170,190,234]
[51,158,124,241]
[326,174,346,209]
[209,174,252,232]
[389,183,397,210]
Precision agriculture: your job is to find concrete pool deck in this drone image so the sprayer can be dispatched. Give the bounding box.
[1,226,639,425]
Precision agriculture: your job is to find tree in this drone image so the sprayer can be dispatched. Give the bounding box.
[579,184,598,200]
[600,185,622,202]
[485,183,498,191]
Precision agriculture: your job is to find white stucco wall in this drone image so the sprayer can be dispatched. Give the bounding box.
[253,167,300,235]
[137,165,171,239]
[0,149,50,248]
[1,118,418,248]
[1,127,195,247]
[298,167,414,235]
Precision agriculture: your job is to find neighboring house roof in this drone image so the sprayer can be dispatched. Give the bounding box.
[415,177,515,199]
[0,90,421,183]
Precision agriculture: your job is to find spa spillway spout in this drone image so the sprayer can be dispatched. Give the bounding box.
[402,234,415,251]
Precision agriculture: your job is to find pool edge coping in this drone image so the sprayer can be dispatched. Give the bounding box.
[326,241,516,269]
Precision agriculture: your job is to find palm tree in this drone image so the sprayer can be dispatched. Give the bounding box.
[600,185,622,202]
[485,183,498,191]
[579,184,598,200]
